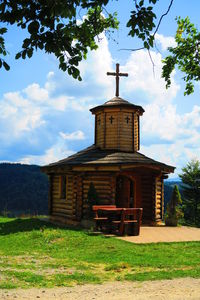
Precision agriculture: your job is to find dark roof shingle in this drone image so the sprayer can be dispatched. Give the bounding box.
[42,145,175,172]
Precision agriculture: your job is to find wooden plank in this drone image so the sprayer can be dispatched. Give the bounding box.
[83,184,110,188]
[103,112,106,148]
[82,175,112,180]
[52,201,73,207]
[95,115,97,145]
[51,212,73,219]
[72,166,97,171]
[52,207,73,214]
[52,205,74,211]
[52,206,73,213]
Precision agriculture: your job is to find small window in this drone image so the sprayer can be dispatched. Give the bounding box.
[60,175,67,199]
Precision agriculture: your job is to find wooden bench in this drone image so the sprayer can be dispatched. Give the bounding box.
[120,208,143,236]
[92,205,116,230]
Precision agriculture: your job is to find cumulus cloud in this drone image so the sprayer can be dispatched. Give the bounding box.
[23,83,49,102]
[1,32,200,175]
[155,33,177,51]
[20,142,75,165]
[0,91,45,138]
[59,130,85,141]
[123,49,180,104]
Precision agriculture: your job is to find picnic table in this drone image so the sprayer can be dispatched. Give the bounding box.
[92,205,143,236]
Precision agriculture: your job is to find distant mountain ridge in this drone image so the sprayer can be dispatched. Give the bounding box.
[0,163,48,216]
[0,163,182,216]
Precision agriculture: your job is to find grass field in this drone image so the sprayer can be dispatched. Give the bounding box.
[0,217,200,289]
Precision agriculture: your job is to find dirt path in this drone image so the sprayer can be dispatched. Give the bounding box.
[1,278,200,300]
[118,226,200,243]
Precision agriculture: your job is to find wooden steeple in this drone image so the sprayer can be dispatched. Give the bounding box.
[90,63,144,152]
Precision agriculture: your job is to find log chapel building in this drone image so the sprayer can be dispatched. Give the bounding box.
[42,64,175,226]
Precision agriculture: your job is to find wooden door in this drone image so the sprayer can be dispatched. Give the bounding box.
[116,176,135,208]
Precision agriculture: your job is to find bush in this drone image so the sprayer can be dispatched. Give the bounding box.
[165,185,183,226]
[86,182,99,219]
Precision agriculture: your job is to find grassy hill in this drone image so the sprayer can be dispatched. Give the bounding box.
[0,217,199,288]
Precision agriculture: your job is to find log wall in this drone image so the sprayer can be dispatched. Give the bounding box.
[119,112,133,151]
[49,171,164,225]
[134,114,139,151]
[50,172,116,223]
[155,176,164,221]
[96,112,105,148]
[105,112,118,149]
[82,173,114,217]
[141,175,155,221]
[51,174,75,223]
[95,108,140,152]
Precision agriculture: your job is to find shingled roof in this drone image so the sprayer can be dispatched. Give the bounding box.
[90,96,145,115]
[42,145,175,172]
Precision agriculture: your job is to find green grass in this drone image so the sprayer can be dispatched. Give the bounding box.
[0,217,200,288]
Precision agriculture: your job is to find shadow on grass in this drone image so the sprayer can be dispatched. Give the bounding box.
[0,218,84,235]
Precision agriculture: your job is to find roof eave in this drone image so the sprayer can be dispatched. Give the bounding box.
[90,104,145,115]
[41,161,175,174]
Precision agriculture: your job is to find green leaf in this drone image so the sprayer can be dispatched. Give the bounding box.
[139,0,144,7]
[23,38,30,48]
[27,48,33,58]
[15,52,21,59]
[28,21,40,34]
[144,41,150,49]
[3,61,10,71]
[22,50,26,59]
[0,28,7,35]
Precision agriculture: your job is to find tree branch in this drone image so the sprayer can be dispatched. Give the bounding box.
[153,0,174,38]
[148,49,155,77]
[119,47,144,52]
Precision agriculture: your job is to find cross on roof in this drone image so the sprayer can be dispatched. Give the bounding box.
[109,115,114,124]
[107,63,128,97]
[97,116,101,125]
[125,116,130,124]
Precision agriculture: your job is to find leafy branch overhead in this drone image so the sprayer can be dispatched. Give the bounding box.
[162,17,200,95]
[0,0,118,79]
[1,0,200,95]
[0,0,173,79]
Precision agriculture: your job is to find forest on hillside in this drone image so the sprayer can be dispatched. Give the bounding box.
[0,163,48,216]
[0,163,181,217]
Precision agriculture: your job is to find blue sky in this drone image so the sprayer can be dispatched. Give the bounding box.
[1,0,200,178]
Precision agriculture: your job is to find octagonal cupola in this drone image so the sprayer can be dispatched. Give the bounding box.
[90,64,144,152]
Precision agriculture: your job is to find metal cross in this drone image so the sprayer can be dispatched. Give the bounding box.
[107,63,128,97]
[109,116,114,124]
[126,116,130,124]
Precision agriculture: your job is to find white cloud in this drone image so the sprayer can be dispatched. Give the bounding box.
[20,140,75,165]
[155,33,177,51]
[142,103,182,141]
[1,32,200,175]
[23,83,49,101]
[123,50,180,104]
[59,130,85,141]
[183,105,200,127]
[0,92,45,137]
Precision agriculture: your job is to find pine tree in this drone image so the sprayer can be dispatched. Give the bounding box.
[165,185,183,226]
[179,160,200,226]
[86,182,99,218]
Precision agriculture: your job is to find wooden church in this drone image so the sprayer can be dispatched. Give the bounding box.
[42,64,175,226]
